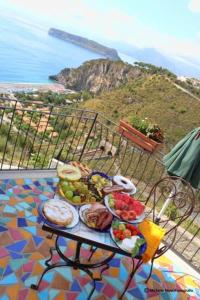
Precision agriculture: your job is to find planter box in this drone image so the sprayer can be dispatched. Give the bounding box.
[118,120,162,152]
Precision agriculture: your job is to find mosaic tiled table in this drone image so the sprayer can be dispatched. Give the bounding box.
[33,192,146,299]
[0,177,199,300]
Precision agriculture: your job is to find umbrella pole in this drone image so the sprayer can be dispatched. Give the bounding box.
[155,180,181,223]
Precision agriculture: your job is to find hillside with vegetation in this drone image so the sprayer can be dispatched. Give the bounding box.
[80,74,200,149]
[48,59,200,149]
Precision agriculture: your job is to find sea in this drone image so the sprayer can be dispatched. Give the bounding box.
[0,14,102,83]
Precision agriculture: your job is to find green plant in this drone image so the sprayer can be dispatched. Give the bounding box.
[129,114,164,143]
[82,90,93,101]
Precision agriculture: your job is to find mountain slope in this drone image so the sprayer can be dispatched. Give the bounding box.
[80,75,200,148]
[50,59,200,148]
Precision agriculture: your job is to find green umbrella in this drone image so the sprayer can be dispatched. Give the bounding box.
[155,128,200,221]
[163,127,200,189]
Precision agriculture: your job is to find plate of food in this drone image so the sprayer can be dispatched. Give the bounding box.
[112,175,137,195]
[57,177,103,206]
[89,171,112,198]
[69,161,92,178]
[38,199,79,229]
[110,220,147,257]
[57,164,102,206]
[79,203,113,231]
[104,192,145,223]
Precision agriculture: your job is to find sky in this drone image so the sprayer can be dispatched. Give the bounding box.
[1,0,200,63]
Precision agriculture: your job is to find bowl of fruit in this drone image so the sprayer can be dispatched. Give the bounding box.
[105,192,145,223]
[57,164,101,205]
[110,220,147,257]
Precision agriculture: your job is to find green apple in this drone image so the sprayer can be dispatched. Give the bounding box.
[72,196,81,204]
[65,190,73,200]
[68,184,76,192]
[61,181,69,189]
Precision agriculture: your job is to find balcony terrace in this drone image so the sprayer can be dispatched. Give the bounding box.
[0,98,199,299]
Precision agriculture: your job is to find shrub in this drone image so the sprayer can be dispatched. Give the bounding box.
[129,114,164,143]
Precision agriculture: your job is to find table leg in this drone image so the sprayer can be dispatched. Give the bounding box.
[74,241,82,269]
[119,258,143,299]
[88,246,98,262]
[46,232,54,239]
[31,234,115,300]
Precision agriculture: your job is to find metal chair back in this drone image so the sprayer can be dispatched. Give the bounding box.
[144,176,195,258]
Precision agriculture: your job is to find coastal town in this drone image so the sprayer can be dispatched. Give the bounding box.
[0,82,72,94]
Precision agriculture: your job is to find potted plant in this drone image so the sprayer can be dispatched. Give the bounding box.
[118,115,164,152]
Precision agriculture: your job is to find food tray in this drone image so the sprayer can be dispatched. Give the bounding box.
[104,195,145,224]
[57,184,102,206]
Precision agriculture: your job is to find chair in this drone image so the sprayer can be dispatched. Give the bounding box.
[119,176,195,299]
[143,175,195,283]
[72,175,195,299]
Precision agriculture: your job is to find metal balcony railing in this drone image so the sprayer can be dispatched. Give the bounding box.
[0,97,199,272]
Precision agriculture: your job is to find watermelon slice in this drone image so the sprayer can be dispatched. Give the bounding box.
[133,201,145,216]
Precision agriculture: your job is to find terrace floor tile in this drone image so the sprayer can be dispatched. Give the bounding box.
[0,177,199,299]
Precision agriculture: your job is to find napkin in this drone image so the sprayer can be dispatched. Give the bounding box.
[138,219,166,263]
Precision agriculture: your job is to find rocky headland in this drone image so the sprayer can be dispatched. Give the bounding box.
[48,28,120,61]
[49,59,144,94]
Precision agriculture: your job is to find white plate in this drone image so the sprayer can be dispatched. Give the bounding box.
[79,204,112,232]
[79,204,92,224]
[112,176,137,195]
[104,195,145,224]
[39,199,79,229]
[128,186,137,195]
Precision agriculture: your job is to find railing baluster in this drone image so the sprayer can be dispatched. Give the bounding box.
[87,122,104,168]
[79,112,98,162]
[25,112,43,169]
[72,117,88,161]
[64,111,84,162]
[9,110,25,169]
[33,107,53,169]
[41,113,60,169]
[0,102,17,169]
[20,110,35,168]
[50,113,71,164]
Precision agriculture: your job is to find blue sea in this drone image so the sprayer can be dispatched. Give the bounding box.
[0,14,101,83]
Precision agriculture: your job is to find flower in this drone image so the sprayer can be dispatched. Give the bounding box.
[129,115,164,143]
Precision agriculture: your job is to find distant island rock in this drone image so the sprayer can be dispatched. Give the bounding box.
[49,59,144,94]
[48,28,121,61]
